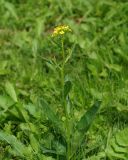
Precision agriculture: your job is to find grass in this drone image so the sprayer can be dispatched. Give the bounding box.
[0,0,128,159]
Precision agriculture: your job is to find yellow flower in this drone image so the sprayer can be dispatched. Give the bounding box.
[52,25,72,37]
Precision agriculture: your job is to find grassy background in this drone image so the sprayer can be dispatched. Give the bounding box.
[0,0,128,159]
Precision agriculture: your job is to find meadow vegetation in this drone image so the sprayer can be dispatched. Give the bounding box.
[0,0,128,159]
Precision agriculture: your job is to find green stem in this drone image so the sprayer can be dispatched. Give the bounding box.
[61,38,71,160]
[61,38,65,107]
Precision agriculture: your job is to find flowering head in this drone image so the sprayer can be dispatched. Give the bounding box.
[52,25,72,37]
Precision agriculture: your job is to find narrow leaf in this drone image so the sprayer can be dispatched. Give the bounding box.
[29,133,39,153]
[64,80,72,98]
[4,2,18,20]
[0,131,28,157]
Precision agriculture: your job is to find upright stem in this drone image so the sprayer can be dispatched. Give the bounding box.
[61,38,65,105]
[61,38,71,160]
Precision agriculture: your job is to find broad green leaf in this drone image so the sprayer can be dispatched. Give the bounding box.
[116,128,128,147]
[106,145,127,160]
[24,103,40,118]
[25,103,36,116]
[39,99,65,137]
[111,138,128,153]
[0,95,15,110]
[76,100,101,132]
[72,101,101,153]
[5,81,18,102]
[106,127,128,160]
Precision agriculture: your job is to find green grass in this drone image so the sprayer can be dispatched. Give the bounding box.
[0,0,128,159]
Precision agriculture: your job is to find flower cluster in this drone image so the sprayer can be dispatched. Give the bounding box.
[52,25,72,37]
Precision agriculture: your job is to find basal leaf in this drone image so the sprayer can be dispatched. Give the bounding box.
[39,98,65,137]
[76,100,101,132]
[71,100,101,154]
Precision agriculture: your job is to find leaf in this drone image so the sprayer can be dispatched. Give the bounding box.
[86,152,105,160]
[64,80,72,98]
[106,127,128,160]
[114,47,128,62]
[25,103,36,116]
[0,95,15,110]
[42,155,55,160]
[0,61,9,75]
[0,69,9,75]
[87,63,98,76]
[71,100,101,153]
[20,123,39,133]
[0,131,30,157]
[15,103,30,122]
[39,98,65,137]
[52,140,66,155]
[106,64,122,72]
[5,81,18,102]
[76,100,101,132]
[65,49,72,63]
[116,128,128,147]
[36,18,44,37]
[4,2,18,20]
[29,133,39,153]
[32,39,38,57]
